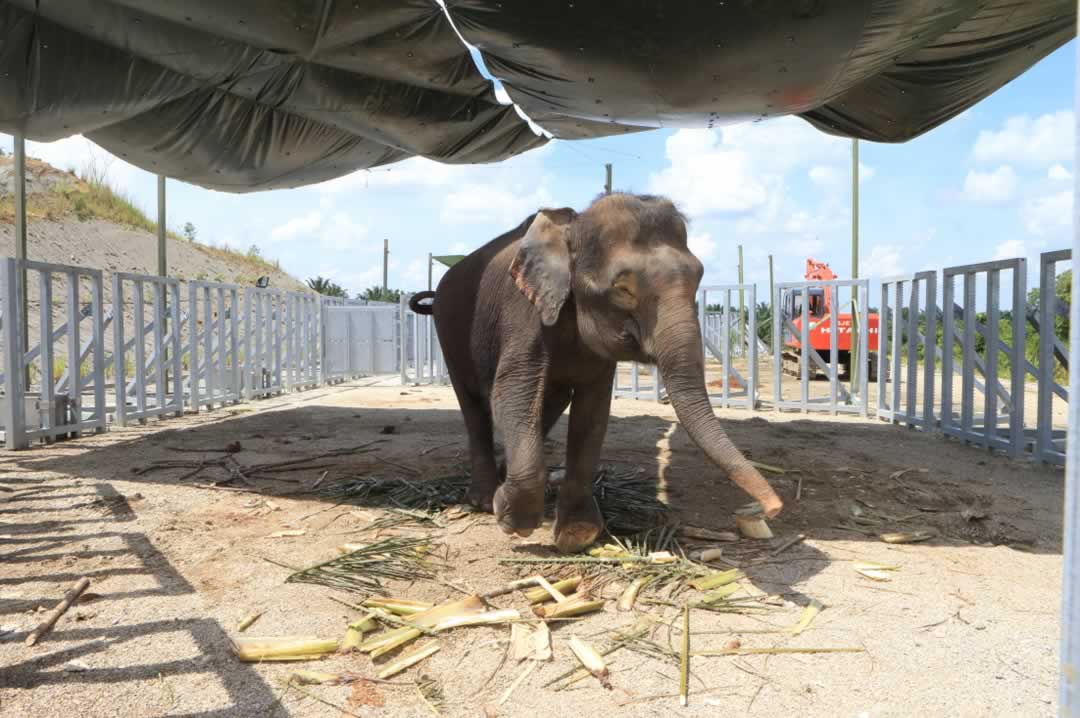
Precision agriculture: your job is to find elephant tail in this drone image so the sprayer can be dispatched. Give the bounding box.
[409,290,435,315]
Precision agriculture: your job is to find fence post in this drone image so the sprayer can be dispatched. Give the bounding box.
[772,285,782,411]
[877,281,889,419]
[230,287,240,402]
[244,288,253,400]
[170,282,182,417]
[1009,260,1027,457]
[91,271,107,430]
[984,270,1000,449]
[399,295,408,386]
[40,270,54,436]
[858,281,869,417]
[922,272,938,432]
[748,284,757,410]
[66,269,82,437]
[2,259,27,449]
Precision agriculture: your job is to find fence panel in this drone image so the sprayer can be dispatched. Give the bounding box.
[877,271,937,430]
[323,305,399,381]
[613,363,663,402]
[113,272,184,426]
[940,258,1026,457]
[1035,250,1070,465]
[771,279,869,415]
[243,288,287,400]
[186,281,241,410]
[400,294,448,386]
[699,283,757,409]
[0,260,109,446]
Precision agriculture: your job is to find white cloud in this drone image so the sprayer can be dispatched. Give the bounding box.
[451,242,468,254]
[992,239,1026,261]
[808,165,841,189]
[962,166,1017,203]
[860,244,904,278]
[270,211,322,242]
[972,110,1074,166]
[319,212,369,250]
[440,183,552,226]
[687,232,717,260]
[647,117,847,220]
[1022,190,1072,236]
[268,210,369,250]
[1049,164,1073,181]
[809,162,872,193]
[1,133,149,192]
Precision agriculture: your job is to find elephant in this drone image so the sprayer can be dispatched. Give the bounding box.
[410,193,783,553]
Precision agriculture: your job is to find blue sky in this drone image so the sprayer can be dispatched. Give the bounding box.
[1,41,1074,301]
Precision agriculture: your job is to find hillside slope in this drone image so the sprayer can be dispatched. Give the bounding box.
[0,155,305,291]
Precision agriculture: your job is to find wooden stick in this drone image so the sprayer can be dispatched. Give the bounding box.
[693,647,865,656]
[26,577,90,646]
[770,534,806,557]
[679,604,690,706]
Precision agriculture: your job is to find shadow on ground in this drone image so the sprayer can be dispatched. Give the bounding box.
[0,476,279,717]
[18,398,1065,567]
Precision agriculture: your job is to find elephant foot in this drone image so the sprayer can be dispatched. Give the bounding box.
[466,481,496,513]
[493,481,545,538]
[554,494,604,554]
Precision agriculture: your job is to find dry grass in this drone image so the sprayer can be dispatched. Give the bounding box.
[0,156,283,278]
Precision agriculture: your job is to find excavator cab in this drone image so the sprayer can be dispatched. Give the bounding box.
[782,287,827,322]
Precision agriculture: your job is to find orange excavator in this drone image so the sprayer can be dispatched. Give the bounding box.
[779,258,880,381]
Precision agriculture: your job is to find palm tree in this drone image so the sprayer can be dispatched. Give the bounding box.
[306,276,347,298]
[359,286,402,303]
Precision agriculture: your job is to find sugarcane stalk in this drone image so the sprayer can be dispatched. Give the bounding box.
[679,604,690,706]
[377,642,441,679]
[232,637,339,662]
[521,577,582,604]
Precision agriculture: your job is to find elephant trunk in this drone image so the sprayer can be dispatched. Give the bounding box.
[653,302,783,518]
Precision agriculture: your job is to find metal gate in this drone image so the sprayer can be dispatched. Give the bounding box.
[877,271,938,430]
[323,305,398,381]
[940,258,1026,457]
[699,283,757,409]
[772,278,870,415]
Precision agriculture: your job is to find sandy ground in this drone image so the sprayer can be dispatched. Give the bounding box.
[0,380,1064,717]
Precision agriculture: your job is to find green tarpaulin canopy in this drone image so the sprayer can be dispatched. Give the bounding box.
[433,255,467,268]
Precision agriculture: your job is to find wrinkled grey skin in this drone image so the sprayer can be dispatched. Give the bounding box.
[414,193,783,552]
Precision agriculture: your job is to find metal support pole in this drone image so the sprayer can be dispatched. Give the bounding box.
[604,163,612,194]
[157,175,166,277]
[383,239,389,292]
[851,138,861,390]
[13,134,28,375]
[768,255,774,355]
[428,253,433,291]
[1060,25,1080,714]
[737,244,744,351]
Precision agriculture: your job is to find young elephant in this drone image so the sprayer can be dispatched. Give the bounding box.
[411,193,782,552]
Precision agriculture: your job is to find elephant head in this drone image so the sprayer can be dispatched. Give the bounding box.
[511,194,783,518]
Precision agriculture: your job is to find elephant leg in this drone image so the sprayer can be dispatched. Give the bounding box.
[497,386,571,484]
[458,394,500,511]
[553,368,614,553]
[491,374,548,537]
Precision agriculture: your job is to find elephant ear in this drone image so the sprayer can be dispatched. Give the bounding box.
[510,208,576,326]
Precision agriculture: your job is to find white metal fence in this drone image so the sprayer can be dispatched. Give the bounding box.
[0,261,439,449]
[0,250,1070,465]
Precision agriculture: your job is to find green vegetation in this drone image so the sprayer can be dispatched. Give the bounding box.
[307,276,348,298]
[359,286,403,303]
[0,156,287,282]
